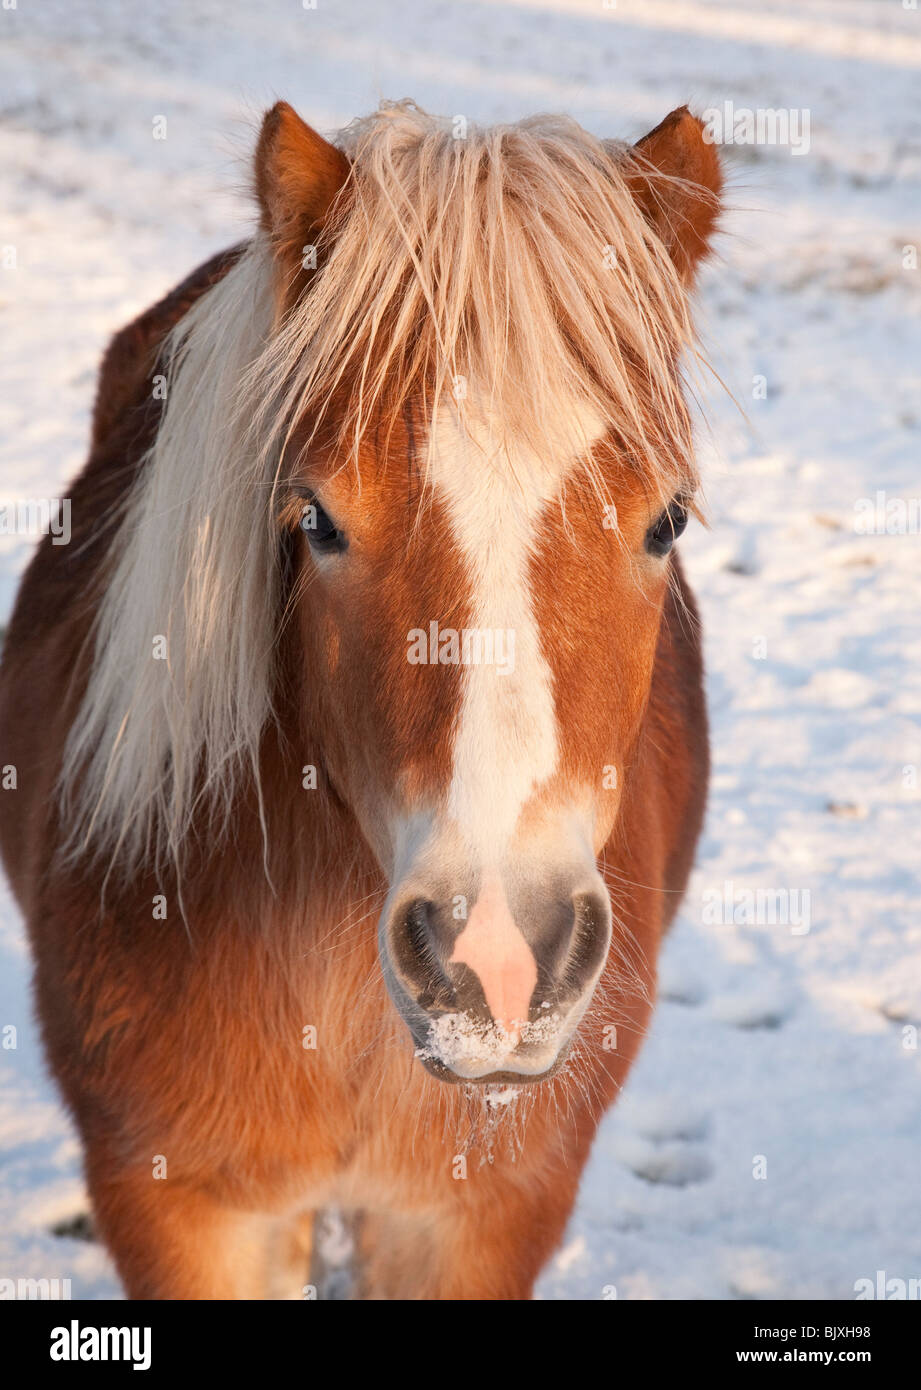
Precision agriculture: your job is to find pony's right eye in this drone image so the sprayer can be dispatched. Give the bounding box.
[645,499,688,558]
[300,499,346,553]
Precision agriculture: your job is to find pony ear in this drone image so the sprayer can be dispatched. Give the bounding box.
[624,106,722,283]
[254,101,350,299]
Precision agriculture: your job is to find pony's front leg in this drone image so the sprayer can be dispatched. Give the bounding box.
[430,1188,577,1300]
[88,1167,275,1300]
[358,1177,579,1301]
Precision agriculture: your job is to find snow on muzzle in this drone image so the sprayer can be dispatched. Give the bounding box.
[380,864,612,1082]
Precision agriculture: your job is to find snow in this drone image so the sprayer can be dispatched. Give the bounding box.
[1,0,919,1300]
[416,1010,563,1072]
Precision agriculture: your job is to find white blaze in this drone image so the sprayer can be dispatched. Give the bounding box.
[428,400,604,862]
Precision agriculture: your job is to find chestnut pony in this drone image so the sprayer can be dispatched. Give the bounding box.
[0,100,720,1299]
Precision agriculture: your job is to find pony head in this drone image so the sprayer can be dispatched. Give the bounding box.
[66,101,721,1084]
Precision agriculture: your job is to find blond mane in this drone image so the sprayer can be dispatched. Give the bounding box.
[61,101,704,871]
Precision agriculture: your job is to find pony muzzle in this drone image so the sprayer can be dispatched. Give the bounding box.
[382,867,612,1083]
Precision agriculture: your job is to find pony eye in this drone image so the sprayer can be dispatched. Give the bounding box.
[299,498,346,553]
[645,500,689,557]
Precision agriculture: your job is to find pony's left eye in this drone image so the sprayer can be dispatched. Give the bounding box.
[645,500,689,557]
[300,498,346,553]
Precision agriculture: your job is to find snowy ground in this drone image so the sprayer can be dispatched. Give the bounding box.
[1,0,919,1300]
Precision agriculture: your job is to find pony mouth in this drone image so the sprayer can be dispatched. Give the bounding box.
[412,1009,571,1085]
[417,1051,570,1087]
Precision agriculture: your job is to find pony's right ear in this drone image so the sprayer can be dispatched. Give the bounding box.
[254,101,350,303]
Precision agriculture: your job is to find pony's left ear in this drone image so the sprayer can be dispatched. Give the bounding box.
[254,100,350,301]
[624,106,722,284]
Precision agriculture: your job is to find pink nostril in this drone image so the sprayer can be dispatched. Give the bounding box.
[450,873,538,1031]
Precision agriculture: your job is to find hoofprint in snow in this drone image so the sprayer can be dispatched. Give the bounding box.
[1,0,919,1300]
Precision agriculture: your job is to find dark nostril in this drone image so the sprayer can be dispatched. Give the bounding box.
[560,891,611,991]
[391,898,458,1012]
[404,898,430,961]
